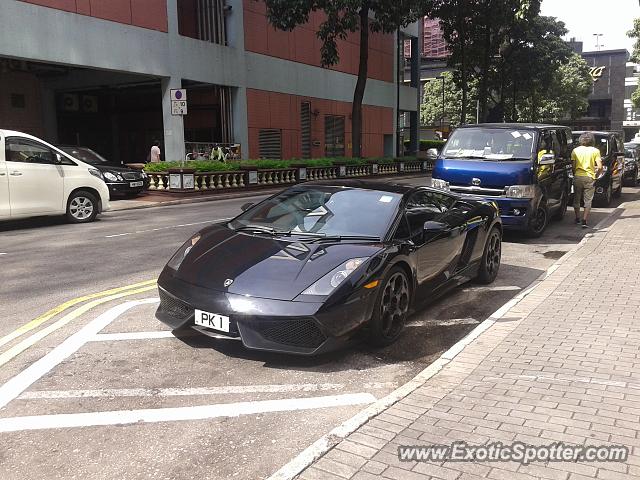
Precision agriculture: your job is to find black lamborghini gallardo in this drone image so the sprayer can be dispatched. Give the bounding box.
[156,180,502,355]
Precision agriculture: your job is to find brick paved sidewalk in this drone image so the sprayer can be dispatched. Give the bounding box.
[296,201,640,480]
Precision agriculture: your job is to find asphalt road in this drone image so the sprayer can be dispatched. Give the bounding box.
[0,179,634,480]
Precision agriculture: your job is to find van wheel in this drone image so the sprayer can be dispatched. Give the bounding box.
[67,191,98,223]
[552,190,568,221]
[613,180,622,198]
[527,199,548,238]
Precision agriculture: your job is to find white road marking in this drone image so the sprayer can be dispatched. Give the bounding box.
[19,382,396,400]
[104,219,231,238]
[463,285,522,292]
[90,331,177,341]
[0,393,376,432]
[406,318,479,328]
[0,298,159,410]
[0,253,7,256]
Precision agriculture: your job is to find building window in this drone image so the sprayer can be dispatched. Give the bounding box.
[10,94,25,109]
[258,129,282,159]
[325,116,345,157]
[177,0,227,45]
[301,102,312,159]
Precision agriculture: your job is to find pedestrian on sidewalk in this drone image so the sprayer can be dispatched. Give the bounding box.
[149,140,162,163]
[571,132,603,228]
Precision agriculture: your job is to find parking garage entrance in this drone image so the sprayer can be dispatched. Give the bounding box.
[0,58,233,164]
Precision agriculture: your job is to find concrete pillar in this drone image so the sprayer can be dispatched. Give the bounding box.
[40,83,58,143]
[161,76,186,162]
[231,86,249,160]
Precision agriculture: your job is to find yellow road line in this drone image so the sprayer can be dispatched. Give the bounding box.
[0,279,157,349]
[0,285,158,368]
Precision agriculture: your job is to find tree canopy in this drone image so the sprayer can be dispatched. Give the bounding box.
[628,18,640,108]
[264,0,429,157]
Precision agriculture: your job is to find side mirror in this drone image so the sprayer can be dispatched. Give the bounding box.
[241,202,254,212]
[426,148,438,160]
[423,221,448,233]
[539,154,555,166]
[54,153,64,165]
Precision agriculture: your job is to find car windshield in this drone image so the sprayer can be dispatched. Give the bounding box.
[572,134,609,157]
[442,127,536,161]
[60,146,109,165]
[228,186,402,239]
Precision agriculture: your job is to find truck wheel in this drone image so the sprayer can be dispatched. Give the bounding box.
[527,199,548,238]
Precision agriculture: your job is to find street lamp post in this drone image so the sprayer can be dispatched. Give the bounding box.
[593,33,604,51]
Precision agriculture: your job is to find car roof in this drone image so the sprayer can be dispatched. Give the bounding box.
[572,130,618,136]
[0,129,44,140]
[300,179,445,197]
[457,123,568,130]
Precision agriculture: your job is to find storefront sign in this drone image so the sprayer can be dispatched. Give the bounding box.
[589,66,606,82]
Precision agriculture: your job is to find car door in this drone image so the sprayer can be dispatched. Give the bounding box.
[404,190,465,290]
[536,129,561,208]
[550,129,569,206]
[0,135,9,219]
[5,137,65,216]
[613,136,625,190]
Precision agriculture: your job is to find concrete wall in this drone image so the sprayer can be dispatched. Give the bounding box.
[2,0,418,159]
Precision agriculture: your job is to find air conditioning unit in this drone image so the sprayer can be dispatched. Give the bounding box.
[62,94,79,112]
[82,95,98,113]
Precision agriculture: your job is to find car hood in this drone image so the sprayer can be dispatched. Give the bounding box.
[433,158,533,189]
[173,224,384,301]
[92,164,139,173]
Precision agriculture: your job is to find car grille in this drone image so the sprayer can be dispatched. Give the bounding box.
[122,172,142,181]
[450,184,505,197]
[253,319,326,348]
[158,288,192,321]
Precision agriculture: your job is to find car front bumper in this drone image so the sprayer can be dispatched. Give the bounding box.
[155,270,377,355]
[106,180,148,196]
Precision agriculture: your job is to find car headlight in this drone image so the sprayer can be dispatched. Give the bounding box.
[167,234,201,271]
[301,257,368,296]
[431,178,450,191]
[505,185,536,199]
[103,172,118,182]
[88,168,104,181]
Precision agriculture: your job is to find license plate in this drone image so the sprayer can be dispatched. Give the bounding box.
[130,181,143,187]
[194,309,230,333]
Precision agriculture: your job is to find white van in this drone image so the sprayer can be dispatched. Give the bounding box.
[0,130,110,223]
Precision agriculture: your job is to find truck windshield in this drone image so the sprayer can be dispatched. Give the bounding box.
[442,127,536,161]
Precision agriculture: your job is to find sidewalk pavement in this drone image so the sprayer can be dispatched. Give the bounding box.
[290,199,640,480]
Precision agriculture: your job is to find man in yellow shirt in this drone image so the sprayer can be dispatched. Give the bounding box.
[571,132,603,228]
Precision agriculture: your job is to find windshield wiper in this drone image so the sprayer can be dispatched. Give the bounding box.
[304,234,381,243]
[234,225,287,235]
[444,155,487,160]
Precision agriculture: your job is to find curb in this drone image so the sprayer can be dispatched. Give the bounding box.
[267,206,625,480]
[108,174,431,212]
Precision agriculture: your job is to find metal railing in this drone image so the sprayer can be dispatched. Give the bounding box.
[184,142,241,161]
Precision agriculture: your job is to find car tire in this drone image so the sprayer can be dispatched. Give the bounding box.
[552,189,568,221]
[613,179,622,198]
[475,226,502,285]
[366,266,411,347]
[526,199,548,238]
[597,182,612,207]
[66,190,99,223]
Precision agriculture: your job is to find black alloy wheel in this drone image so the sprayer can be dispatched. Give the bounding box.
[476,227,502,284]
[367,267,411,347]
[527,200,548,238]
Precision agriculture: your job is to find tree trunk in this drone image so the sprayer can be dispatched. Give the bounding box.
[477,2,492,123]
[459,0,467,124]
[352,1,370,158]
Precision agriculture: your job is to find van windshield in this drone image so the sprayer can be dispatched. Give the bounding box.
[442,127,536,161]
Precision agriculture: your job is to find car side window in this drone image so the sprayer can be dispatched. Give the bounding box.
[6,138,56,165]
[404,191,456,244]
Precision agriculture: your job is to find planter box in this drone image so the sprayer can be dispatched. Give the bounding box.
[167,168,196,191]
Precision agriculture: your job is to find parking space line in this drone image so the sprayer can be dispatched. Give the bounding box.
[0,279,156,349]
[0,298,159,409]
[104,219,231,238]
[90,331,177,341]
[0,287,158,369]
[463,285,522,292]
[19,383,376,399]
[0,393,376,433]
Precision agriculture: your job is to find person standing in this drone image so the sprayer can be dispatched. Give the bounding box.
[571,132,603,229]
[149,140,161,163]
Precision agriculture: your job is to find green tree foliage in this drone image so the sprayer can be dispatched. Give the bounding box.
[628,18,640,108]
[420,71,478,127]
[264,0,429,157]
